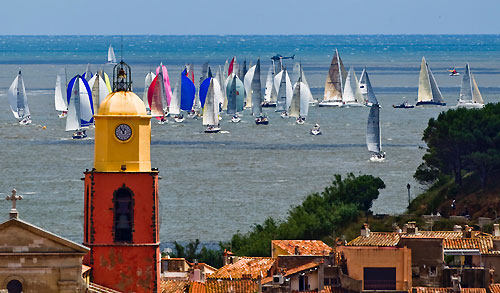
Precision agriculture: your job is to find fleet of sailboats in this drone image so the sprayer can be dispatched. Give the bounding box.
[9,45,491,150]
[456,63,484,108]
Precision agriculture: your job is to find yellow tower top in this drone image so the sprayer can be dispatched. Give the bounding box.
[93,61,151,172]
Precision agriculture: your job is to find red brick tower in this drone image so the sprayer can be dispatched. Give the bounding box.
[83,61,160,292]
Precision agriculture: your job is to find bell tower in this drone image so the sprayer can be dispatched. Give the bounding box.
[83,61,160,292]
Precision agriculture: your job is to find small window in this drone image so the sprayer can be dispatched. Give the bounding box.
[114,187,133,242]
[429,266,437,277]
[7,279,23,293]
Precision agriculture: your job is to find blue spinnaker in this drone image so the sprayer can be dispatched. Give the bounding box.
[180,70,196,111]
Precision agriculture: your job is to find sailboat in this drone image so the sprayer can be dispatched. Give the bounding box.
[262,63,277,107]
[107,44,117,64]
[289,75,312,125]
[416,57,446,106]
[156,63,173,115]
[456,63,484,108]
[8,69,31,125]
[320,49,347,107]
[180,68,196,116]
[55,68,68,118]
[66,75,93,139]
[245,59,267,125]
[359,68,378,106]
[274,68,293,116]
[98,70,112,93]
[148,70,167,123]
[88,72,110,113]
[341,67,364,107]
[143,71,156,113]
[366,104,385,162]
[225,73,245,116]
[203,79,220,133]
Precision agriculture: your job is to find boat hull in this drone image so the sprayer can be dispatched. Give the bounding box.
[255,118,269,125]
[456,102,484,109]
[341,102,364,108]
[415,101,446,106]
[318,101,342,107]
[204,126,221,133]
[261,102,276,108]
[393,104,415,109]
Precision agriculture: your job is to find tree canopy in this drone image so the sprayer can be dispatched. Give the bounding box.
[415,103,500,188]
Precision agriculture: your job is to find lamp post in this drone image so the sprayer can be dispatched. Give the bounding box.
[407,183,411,206]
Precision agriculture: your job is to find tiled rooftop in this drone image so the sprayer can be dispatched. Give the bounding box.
[401,231,464,239]
[262,261,320,284]
[443,237,494,254]
[346,232,400,247]
[413,287,486,293]
[208,257,275,280]
[189,281,205,293]
[489,284,500,293]
[205,279,259,292]
[272,240,333,256]
[160,280,189,293]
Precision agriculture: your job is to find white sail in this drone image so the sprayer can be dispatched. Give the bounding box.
[289,82,300,118]
[275,71,286,111]
[366,105,381,153]
[213,77,224,107]
[66,78,81,131]
[88,73,110,112]
[459,64,473,103]
[108,45,117,64]
[458,63,484,107]
[55,68,68,112]
[352,68,364,104]
[8,70,30,120]
[223,60,229,77]
[143,71,156,110]
[359,68,378,105]
[471,74,483,104]
[264,63,275,102]
[169,80,181,115]
[244,65,256,108]
[79,78,93,123]
[84,64,92,81]
[299,82,311,117]
[251,60,262,116]
[418,57,445,104]
[215,66,226,108]
[291,62,301,85]
[202,79,219,126]
[342,67,357,104]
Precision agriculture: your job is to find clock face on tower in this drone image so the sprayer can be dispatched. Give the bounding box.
[115,124,132,141]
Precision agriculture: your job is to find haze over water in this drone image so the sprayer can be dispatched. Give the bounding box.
[0,35,499,244]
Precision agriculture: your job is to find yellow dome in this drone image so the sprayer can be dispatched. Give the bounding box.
[97,91,147,116]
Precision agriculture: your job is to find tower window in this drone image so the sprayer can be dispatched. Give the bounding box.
[113,187,134,242]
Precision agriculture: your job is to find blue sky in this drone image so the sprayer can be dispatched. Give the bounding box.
[3,0,499,35]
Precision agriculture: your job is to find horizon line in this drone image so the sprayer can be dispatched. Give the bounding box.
[0,33,499,37]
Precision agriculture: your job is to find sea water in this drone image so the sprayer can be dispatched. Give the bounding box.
[0,35,499,245]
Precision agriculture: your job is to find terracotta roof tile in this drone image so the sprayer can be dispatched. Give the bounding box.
[262,261,320,285]
[160,280,189,293]
[401,231,463,239]
[272,240,333,256]
[189,281,205,293]
[208,257,275,280]
[346,232,400,247]
[443,238,494,254]
[489,284,500,293]
[413,287,486,293]
[205,279,259,292]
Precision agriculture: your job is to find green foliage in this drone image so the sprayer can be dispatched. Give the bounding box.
[229,173,385,257]
[418,104,500,188]
[170,239,224,268]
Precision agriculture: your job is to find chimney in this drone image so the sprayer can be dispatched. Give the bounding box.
[451,275,461,292]
[453,225,462,232]
[494,224,500,237]
[402,224,408,233]
[393,225,401,233]
[463,225,472,238]
[361,223,370,237]
[406,221,418,235]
